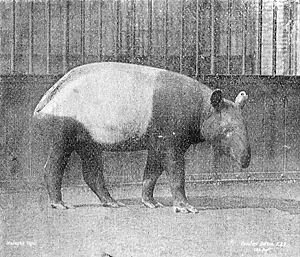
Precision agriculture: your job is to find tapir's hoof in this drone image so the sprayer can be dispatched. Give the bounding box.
[142,199,164,209]
[102,201,125,208]
[51,201,75,210]
[173,202,199,214]
[101,252,113,257]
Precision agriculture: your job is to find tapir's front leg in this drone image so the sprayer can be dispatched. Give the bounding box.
[142,149,164,208]
[164,147,198,213]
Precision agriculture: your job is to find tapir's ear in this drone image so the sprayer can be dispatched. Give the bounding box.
[235,91,248,109]
[210,89,224,112]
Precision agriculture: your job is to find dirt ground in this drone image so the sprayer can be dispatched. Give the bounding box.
[0,181,299,257]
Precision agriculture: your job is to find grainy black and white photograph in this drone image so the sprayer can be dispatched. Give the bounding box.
[0,0,299,256]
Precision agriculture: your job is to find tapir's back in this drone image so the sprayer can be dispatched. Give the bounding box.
[34,62,161,114]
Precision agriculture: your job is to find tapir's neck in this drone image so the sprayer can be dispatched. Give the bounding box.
[189,85,214,145]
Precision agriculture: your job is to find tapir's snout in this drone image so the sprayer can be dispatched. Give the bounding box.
[241,146,251,168]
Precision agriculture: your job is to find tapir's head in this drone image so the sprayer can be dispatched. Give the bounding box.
[201,89,251,168]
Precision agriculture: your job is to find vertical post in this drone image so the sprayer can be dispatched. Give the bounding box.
[147,0,153,65]
[180,0,185,74]
[242,2,248,75]
[88,1,92,59]
[131,0,136,62]
[81,0,86,65]
[98,0,103,61]
[142,2,146,58]
[195,0,200,78]
[256,0,263,75]
[28,1,34,74]
[137,14,141,59]
[210,0,215,75]
[288,3,293,75]
[164,0,168,69]
[115,0,121,61]
[249,1,256,74]
[115,0,118,60]
[10,0,16,73]
[46,0,51,74]
[126,0,130,57]
[294,2,298,75]
[0,2,2,59]
[63,0,70,73]
[119,0,122,60]
[226,0,232,74]
[139,1,145,58]
[272,0,277,76]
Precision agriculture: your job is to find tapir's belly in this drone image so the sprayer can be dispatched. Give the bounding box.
[39,68,156,144]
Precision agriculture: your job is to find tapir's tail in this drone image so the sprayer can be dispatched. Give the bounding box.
[33,69,75,116]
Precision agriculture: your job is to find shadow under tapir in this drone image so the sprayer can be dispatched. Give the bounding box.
[32,62,251,213]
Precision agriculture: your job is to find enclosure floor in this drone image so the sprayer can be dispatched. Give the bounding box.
[0,181,299,257]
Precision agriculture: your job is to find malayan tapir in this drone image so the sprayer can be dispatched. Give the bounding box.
[33,62,251,213]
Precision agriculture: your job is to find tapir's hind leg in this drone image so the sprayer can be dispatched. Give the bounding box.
[142,149,164,208]
[75,142,124,208]
[44,143,74,210]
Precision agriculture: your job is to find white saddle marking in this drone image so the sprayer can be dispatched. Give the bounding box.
[39,64,158,144]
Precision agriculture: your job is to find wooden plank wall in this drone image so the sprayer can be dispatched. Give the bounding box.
[0,0,299,76]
